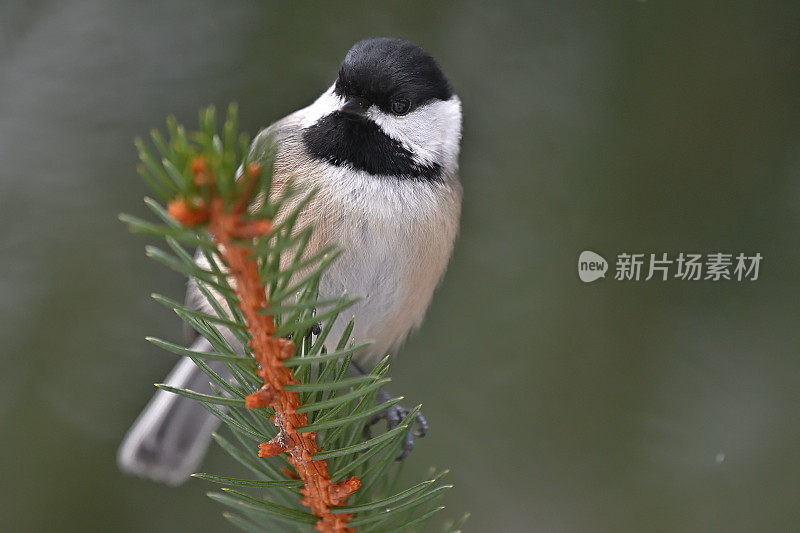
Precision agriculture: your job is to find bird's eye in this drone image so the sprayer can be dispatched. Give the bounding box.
[391,98,411,116]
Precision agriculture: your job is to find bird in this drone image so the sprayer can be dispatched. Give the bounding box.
[118,37,462,486]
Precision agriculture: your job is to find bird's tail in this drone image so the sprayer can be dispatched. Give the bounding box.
[117,337,227,486]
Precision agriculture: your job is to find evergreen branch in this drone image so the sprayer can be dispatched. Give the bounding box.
[147,112,361,530]
[154,384,245,407]
[381,506,446,533]
[223,512,270,533]
[297,397,402,434]
[295,379,392,414]
[207,492,317,526]
[332,478,439,514]
[211,433,281,481]
[145,336,253,367]
[312,424,409,461]
[193,473,304,489]
[282,344,370,368]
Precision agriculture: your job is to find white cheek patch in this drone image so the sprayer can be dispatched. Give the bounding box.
[298,84,345,128]
[366,96,462,170]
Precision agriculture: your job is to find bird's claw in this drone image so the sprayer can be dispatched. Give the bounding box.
[365,404,428,460]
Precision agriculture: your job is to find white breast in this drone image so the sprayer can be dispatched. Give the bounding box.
[310,165,462,362]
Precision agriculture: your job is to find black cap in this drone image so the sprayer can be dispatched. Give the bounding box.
[334,38,453,114]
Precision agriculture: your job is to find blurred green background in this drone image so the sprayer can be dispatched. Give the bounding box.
[1,1,798,531]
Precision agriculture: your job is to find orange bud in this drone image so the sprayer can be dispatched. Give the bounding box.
[328,477,361,506]
[246,162,261,178]
[274,338,295,360]
[191,156,206,174]
[258,440,285,458]
[245,385,278,409]
[167,198,209,226]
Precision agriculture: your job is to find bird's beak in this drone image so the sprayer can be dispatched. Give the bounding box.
[339,97,369,118]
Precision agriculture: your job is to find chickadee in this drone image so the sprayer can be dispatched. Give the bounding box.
[119,37,462,485]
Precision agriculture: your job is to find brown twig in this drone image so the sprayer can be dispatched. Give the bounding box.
[168,159,360,532]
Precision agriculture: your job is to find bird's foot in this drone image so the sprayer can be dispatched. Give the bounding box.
[297,322,321,342]
[365,403,428,461]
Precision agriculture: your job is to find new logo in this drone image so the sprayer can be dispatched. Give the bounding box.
[578,250,608,283]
